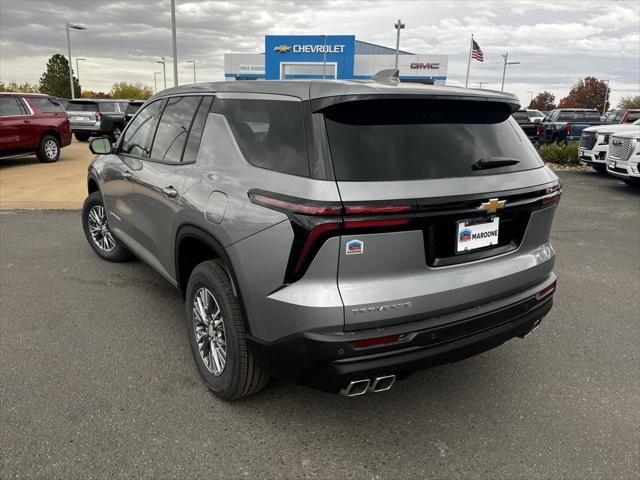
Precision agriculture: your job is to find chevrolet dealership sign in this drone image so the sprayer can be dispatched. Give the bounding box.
[274,44,347,54]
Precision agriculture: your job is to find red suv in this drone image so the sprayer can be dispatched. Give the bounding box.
[0,93,72,163]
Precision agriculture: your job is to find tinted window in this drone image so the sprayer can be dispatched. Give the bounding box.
[150,96,201,163]
[125,103,142,115]
[120,101,162,157]
[323,99,543,181]
[183,97,213,163]
[557,111,601,122]
[604,112,617,124]
[626,112,640,123]
[31,97,64,113]
[68,101,98,112]
[511,111,529,122]
[0,97,25,116]
[98,102,117,113]
[213,98,309,176]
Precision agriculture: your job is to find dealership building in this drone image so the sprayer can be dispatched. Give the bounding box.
[224,35,448,84]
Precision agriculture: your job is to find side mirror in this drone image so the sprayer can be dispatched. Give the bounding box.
[89,137,112,155]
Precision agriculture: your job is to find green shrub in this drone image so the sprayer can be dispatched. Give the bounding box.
[536,142,580,166]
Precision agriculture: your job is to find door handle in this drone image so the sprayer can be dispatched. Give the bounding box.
[122,170,132,179]
[23,120,32,124]
[161,186,178,198]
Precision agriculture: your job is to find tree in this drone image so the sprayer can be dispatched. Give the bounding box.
[617,95,640,109]
[529,91,556,111]
[558,77,609,112]
[81,90,112,99]
[0,80,39,93]
[109,81,153,100]
[39,54,80,98]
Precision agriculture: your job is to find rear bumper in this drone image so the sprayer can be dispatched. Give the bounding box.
[249,274,556,393]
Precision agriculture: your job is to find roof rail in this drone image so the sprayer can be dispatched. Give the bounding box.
[372,69,400,85]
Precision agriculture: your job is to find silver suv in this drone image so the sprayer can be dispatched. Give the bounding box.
[82,79,561,399]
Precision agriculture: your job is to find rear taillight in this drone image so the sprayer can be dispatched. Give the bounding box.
[355,334,401,348]
[565,124,571,136]
[542,179,562,206]
[249,190,415,282]
[536,125,542,136]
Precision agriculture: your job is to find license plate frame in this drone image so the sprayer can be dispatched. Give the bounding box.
[456,217,500,254]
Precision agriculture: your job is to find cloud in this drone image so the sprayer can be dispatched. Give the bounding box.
[0,0,638,107]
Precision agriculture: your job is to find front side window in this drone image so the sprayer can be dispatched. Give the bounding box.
[0,97,26,116]
[322,98,543,181]
[31,97,64,113]
[120,101,162,157]
[150,96,201,163]
[213,98,309,176]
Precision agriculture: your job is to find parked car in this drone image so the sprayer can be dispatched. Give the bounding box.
[82,79,560,400]
[123,100,143,123]
[606,129,640,187]
[525,109,545,123]
[0,92,72,162]
[512,109,539,141]
[602,109,640,125]
[579,119,640,173]
[537,108,602,144]
[66,99,127,142]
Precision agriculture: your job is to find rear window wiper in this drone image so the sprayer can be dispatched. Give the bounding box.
[472,157,520,171]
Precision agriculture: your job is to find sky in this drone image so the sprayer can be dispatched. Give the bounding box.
[0,0,638,107]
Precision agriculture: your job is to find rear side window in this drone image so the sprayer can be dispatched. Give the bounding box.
[68,102,98,112]
[213,98,309,176]
[322,99,543,181]
[183,97,213,163]
[31,97,64,113]
[150,96,202,163]
[0,97,26,116]
[625,112,639,123]
[120,101,162,157]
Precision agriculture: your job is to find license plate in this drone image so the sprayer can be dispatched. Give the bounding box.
[74,116,85,122]
[457,217,500,253]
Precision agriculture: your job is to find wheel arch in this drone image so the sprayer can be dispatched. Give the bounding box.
[87,172,100,195]
[40,130,60,144]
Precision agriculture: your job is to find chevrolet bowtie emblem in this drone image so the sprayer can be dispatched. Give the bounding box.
[478,198,506,214]
[273,45,291,53]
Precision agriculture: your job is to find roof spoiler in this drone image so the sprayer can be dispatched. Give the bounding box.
[372,69,400,85]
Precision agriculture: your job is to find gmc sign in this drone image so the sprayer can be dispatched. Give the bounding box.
[410,62,440,69]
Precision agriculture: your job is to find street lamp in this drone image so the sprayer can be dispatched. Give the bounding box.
[602,79,610,116]
[527,90,534,103]
[394,19,405,70]
[76,58,85,84]
[156,57,167,90]
[66,22,87,99]
[500,52,520,92]
[154,72,162,93]
[185,60,196,83]
[170,0,178,87]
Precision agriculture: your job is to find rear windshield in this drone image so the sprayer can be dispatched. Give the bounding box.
[125,103,142,115]
[322,99,543,181]
[511,111,529,122]
[68,102,98,112]
[556,111,601,122]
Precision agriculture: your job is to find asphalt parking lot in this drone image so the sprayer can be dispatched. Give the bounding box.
[1,171,638,479]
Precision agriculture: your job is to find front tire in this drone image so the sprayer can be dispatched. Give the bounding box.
[185,260,269,400]
[36,135,60,163]
[82,192,131,262]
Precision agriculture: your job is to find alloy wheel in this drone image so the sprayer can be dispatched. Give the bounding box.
[193,287,227,376]
[44,139,58,159]
[87,205,116,252]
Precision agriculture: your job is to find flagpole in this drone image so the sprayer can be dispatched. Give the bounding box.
[465,34,473,88]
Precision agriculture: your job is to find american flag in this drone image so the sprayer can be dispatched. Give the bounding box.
[472,39,484,62]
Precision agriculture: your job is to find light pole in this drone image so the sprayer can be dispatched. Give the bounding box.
[156,57,167,90]
[186,60,196,83]
[75,58,85,85]
[527,90,534,104]
[170,0,178,87]
[394,19,405,70]
[602,79,610,115]
[154,72,162,93]
[500,52,520,92]
[476,82,488,89]
[65,22,86,99]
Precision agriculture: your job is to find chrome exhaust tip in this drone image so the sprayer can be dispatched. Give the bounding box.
[369,375,396,393]
[340,379,370,397]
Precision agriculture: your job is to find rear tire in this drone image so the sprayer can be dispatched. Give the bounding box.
[185,260,269,400]
[74,133,90,142]
[82,192,131,262]
[36,135,60,163]
[592,164,606,174]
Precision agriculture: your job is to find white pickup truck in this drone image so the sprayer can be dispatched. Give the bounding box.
[606,128,640,187]
[579,119,640,173]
